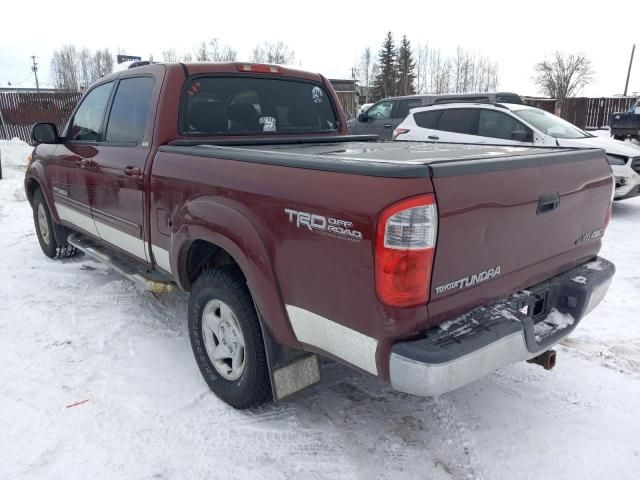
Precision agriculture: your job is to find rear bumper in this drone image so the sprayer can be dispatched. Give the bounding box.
[389,257,615,396]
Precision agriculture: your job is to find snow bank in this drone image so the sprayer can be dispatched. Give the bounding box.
[0,138,31,168]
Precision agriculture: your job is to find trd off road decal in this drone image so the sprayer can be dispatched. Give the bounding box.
[435,266,502,295]
[284,209,362,242]
[575,228,604,245]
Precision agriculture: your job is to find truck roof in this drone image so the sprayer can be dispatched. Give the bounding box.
[100,61,326,84]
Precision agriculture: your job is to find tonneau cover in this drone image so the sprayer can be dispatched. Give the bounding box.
[160,141,603,178]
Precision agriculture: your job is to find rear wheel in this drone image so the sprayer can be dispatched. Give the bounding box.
[32,189,76,259]
[188,266,271,409]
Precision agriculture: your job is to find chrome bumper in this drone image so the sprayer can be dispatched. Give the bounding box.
[389,257,615,397]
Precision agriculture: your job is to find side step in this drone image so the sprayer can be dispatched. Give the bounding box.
[67,233,177,294]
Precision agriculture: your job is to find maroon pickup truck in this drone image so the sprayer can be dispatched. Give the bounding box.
[25,62,615,409]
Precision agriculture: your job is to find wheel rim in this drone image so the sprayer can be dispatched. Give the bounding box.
[37,203,50,245]
[201,299,246,381]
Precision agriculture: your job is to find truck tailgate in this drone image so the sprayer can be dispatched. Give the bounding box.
[427,148,613,325]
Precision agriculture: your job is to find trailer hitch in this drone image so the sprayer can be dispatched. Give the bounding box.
[527,349,557,370]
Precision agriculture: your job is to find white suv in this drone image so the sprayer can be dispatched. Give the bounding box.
[394,103,640,200]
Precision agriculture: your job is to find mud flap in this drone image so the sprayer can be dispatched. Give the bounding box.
[257,311,321,402]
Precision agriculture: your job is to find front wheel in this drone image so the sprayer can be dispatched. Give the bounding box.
[32,189,77,259]
[188,266,271,409]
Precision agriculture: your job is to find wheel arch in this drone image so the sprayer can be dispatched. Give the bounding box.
[172,199,299,349]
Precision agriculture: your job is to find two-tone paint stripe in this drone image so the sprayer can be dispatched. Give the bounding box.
[54,201,171,274]
[286,305,378,375]
[56,203,374,373]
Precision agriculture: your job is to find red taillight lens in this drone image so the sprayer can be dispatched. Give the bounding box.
[603,175,614,232]
[393,128,410,140]
[375,194,438,308]
[604,202,612,231]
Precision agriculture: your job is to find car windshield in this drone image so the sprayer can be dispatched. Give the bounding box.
[181,76,340,136]
[512,107,590,139]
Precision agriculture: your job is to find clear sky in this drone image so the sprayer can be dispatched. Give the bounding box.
[1,0,638,96]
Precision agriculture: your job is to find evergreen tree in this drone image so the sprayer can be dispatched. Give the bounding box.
[396,36,416,96]
[371,32,397,100]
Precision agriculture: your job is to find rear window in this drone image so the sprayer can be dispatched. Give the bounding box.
[413,110,439,129]
[436,109,477,134]
[181,77,340,136]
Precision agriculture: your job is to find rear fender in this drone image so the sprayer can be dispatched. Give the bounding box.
[172,197,300,349]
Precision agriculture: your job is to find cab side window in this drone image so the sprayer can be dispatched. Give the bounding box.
[69,82,114,141]
[367,101,393,120]
[478,109,532,141]
[105,77,155,143]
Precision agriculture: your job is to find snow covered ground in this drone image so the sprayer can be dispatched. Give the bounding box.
[1,138,639,480]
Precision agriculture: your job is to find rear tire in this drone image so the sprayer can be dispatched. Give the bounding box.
[188,266,271,409]
[32,189,77,259]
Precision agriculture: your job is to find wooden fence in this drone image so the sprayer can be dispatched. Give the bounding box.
[523,96,637,129]
[0,91,82,143]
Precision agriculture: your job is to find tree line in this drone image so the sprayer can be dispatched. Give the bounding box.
[50,40,295,91]
[360,32,500,102]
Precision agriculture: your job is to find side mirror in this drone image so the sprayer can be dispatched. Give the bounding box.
[511,130,532,142]
[31,123,60,144]
[358,112,368,122]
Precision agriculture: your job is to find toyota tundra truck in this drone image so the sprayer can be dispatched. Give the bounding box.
[25,62,615,409]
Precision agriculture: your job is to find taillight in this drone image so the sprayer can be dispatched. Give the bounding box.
[375,194,438,308]
[604,203,612,231]
[604,175,614,232]
[393,128,410,140]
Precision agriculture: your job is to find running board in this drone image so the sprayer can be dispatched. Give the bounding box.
[67,233,177,294]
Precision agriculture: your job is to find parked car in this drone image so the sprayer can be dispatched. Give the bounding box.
[357,102,373,115]
[347,92,523,139]
[394,102,640,200]
[26,63,614,409]
[610,98,640,141]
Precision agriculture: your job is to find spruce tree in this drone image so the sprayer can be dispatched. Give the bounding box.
[371,32,397,101]
[396,35,416,96]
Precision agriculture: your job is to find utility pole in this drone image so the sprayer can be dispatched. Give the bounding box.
[623,44,635,96]
[30,55,40,93]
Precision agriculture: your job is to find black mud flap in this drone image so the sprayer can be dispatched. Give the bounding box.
[256,310,321,402]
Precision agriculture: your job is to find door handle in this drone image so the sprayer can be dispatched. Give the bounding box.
[384,123,392,128]
[124,166,142,177]
[428,135,439,140]
[537,193,560,214]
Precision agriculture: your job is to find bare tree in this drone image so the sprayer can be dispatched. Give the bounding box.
[357,47,373,102]
[429,49,452,94]
[533,51,594,111]
[195,41,210,61]
[161,49,179,62]
[50,45,114,91]
[415,43,430,94]
[191,39,237,62]
[207,38,237,62]
[251,41,294,65]
[91,48,114,80]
